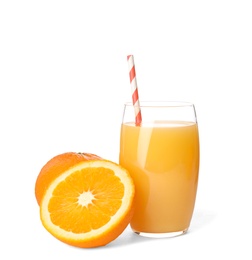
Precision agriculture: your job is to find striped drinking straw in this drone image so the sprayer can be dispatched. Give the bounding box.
[127,55,142,126]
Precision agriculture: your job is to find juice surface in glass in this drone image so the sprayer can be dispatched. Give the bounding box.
[119,120,199,234]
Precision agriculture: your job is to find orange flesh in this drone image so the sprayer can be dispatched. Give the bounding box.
[47,167,124,234]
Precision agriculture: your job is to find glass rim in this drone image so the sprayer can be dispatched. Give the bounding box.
[124,101,195,108]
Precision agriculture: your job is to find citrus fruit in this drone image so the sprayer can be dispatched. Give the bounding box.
[35,152,135,248]
[35,152,102,205]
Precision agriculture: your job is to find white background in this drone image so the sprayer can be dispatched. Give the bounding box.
[1,0,252,259]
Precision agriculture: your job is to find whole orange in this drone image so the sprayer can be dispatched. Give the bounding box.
[35,152,102,205]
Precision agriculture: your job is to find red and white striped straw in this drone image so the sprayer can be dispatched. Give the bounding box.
[127,55,142,126]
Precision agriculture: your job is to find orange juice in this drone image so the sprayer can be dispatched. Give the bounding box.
[119,120,199,234]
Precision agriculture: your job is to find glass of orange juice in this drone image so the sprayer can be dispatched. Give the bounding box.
[119,101,200,238]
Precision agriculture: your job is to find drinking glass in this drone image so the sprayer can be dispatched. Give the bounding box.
[119,101,200,238]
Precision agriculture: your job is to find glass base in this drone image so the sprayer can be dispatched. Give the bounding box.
[133,229,188,238]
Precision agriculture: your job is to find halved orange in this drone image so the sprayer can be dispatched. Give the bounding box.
[35,152,135,248]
